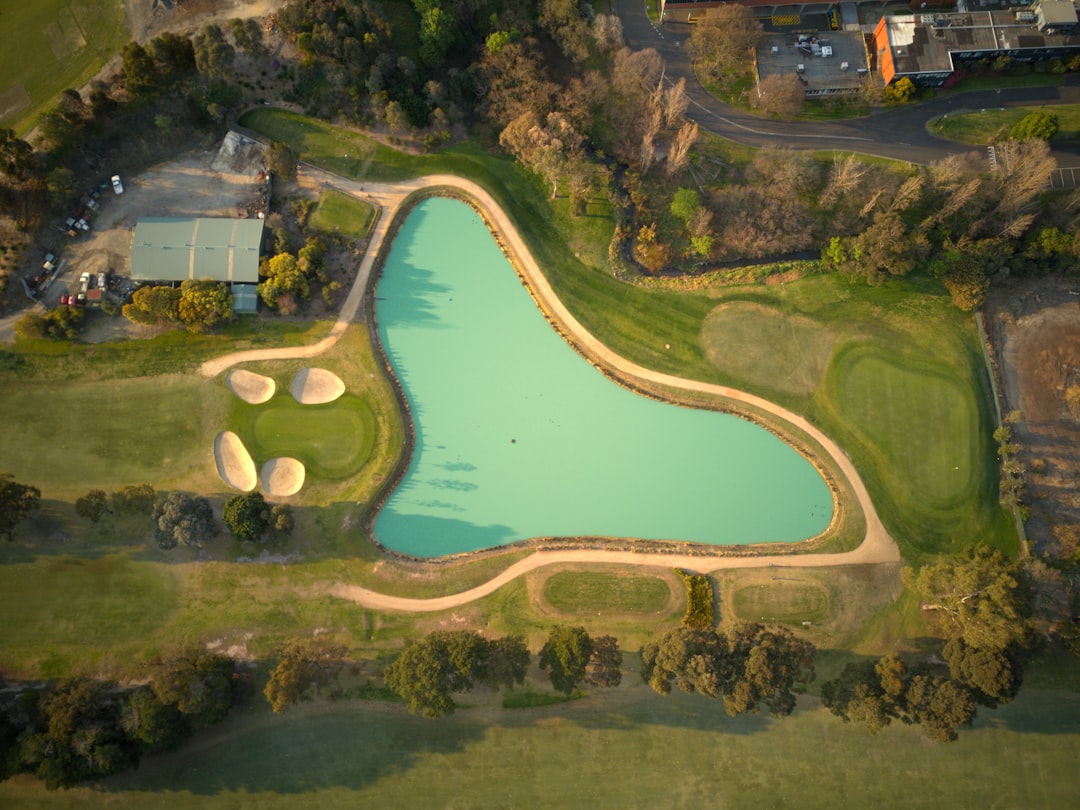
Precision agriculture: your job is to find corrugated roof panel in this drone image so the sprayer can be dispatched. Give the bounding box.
[131,217,263,283]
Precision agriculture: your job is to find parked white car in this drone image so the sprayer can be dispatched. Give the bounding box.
[110,175,124,194]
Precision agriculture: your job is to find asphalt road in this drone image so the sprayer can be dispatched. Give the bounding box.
[615,0,1080,166]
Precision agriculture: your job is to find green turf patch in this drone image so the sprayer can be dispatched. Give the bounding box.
[309,188,376,239]
[831,344,978,510]
[927,103,1080,144]
[701,302,835,397]
[731,583,830,624]
[0,0,126,133]
[231,393,376,480]
[0,374,225,497]
[541,571,672,615]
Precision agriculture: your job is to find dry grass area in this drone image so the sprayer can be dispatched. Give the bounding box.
[987,280,1080,555]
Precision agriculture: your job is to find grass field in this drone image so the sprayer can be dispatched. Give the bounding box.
[0,0,126,133]
[928,103,1080,144]
[731,582,830,624]
[229,393,376,479]
[541,570,674,615]
[1,684,1076,808]
[309,188,377,239]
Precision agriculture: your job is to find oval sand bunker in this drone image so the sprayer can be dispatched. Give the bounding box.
[260,457,306,496]
[215,431,257,492]
[291,367,345,404]
[227,369,276,404]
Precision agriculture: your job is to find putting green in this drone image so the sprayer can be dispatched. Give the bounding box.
[235,394,376,479]
[829,344,978,509]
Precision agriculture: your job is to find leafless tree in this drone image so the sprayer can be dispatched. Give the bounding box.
[664,78,689,128]
[665,121,698,176]
[820,154,868,207]
[751,74,805,118]
[612,47,663,97]
[890,174,924,212]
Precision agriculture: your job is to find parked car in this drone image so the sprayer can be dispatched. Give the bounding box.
[42,253,56,272]
[77,272,90,302]
[110,175,124,195]
[97,272,108,290]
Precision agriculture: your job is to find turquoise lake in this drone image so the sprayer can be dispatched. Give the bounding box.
[372,197,833,557]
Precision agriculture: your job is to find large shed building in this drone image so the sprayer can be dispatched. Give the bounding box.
[130,217,264,313]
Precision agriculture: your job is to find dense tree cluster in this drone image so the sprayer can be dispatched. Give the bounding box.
[0,647,236,790]
[641,623,816,717]
[264,637,348,713]
[123,280,233,332]
[384,631,530,717]
[222,491,271,541]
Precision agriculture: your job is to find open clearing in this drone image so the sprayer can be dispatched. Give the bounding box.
[0,0,126,133]
[309,188,377,239]
[928,104,1080,144]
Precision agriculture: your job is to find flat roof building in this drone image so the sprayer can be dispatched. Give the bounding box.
[873,2,1080,87]
[130,217,264,285]
[756,32,870,96]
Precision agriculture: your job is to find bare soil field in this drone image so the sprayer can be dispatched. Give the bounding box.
[986,278,1080,555]
[124,0,288,44]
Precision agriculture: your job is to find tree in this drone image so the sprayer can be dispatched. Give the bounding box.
[884,76,916,103]
[151,492,216,550]
[670,188,702,225]
[942,636,1023,707]
[384,631,527,717]
[121,41,159,96]
[266,141,299,181]
[192,25,235,79]
[586,636,623,688]
[112,484,155,515]
[123,285,181,327]
[75,490,110,524]
[222,491,270,541]
[0,129,34,179]
[752,74,805,118]
[1010,111,1058,141]
[264,637,348,713]
[688,6,764,83]
[641,624,816,717]
[122,688,189,752]
[665,121,698,177]
[539,626,594,695]
[259,252,310,308]
[30,678,135,789]
[904,545,1035,652]
[943,261,990,312]
[0,473,41,541]
[149,646,235,729]
[177,279,232,332]
[270,503,295,534]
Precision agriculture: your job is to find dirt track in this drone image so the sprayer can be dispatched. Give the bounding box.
[197,163,900,610]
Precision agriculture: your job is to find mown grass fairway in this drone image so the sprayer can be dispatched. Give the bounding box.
[309,188,377,239]
[0,685,1075,808]
[928,103,1080,144]
[0,0,126,133]
[731,582,830,624]
[541,570,674,615]
[0,374,226,497]
[230,394,376,479]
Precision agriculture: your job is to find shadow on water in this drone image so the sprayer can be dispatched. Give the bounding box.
[372,508,518,557]
[373,206,453,331]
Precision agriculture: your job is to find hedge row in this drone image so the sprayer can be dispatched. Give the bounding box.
[675,569,715,630]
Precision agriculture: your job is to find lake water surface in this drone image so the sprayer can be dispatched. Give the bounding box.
[373,197,833,557]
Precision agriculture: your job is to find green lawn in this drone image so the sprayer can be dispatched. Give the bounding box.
[0,0,127,133]
[928,104,1080,144]
[541,570,674,615]
[229,393,376,479]
[1,685,1075,808]
[309,188,377,239]
[731,582,830,624]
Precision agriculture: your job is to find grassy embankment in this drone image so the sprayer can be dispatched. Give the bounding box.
[0,0,127,134]
[928,103,1080,144]
[309,188,377,239]
[0,683,1077,808]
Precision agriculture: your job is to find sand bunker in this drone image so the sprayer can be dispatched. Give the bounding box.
[215,431,257,492]
[260,457,306,497]
[227,369,276,404]
[291,367,345,404]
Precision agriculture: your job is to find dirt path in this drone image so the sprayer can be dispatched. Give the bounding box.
[198,166,900,610]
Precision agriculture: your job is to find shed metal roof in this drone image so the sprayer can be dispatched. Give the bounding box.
[131,217,264,283]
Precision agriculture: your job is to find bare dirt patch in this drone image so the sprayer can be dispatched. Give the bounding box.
[227,368,275,404]
[124,0,288,43]
[986,279,1080,554]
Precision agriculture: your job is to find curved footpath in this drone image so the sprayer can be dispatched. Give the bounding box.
[200,167,900,613]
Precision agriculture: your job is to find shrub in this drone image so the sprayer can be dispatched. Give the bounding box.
[675,569,715,629]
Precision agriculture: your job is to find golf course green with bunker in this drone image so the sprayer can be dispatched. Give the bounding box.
[228,393,376,480]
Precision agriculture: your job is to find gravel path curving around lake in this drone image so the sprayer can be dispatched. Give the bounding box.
[227,369,276,404]
[197,166,900,609]
[290,367,346,404]
[214,431,257,492]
